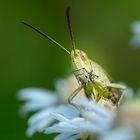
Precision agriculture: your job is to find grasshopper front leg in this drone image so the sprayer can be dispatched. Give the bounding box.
[68,85,84,108]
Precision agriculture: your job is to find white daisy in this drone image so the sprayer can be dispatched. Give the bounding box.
[18,75,136,139]
[45,99,135,140]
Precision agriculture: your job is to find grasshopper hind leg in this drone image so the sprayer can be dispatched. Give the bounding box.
[106,83,126,106]
[106,83,126,90]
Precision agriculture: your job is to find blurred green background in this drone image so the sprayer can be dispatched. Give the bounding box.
[1,0,140,139]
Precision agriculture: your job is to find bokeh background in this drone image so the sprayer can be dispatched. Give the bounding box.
[1,0,140,139]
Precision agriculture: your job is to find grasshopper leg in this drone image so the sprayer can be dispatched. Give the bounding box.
[68,85,84,108]
[106,83,126,90]
[94,81,125,105]
[106,83,126,106]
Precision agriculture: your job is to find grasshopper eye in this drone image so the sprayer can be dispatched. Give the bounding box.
[80,52,87,61]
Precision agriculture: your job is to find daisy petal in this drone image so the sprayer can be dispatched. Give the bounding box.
[17,88,58,115]
[28,107,56,126]
[54,133,77,140]
[17,88,56,101]
[26,116,54,137]
[54,105,80,119]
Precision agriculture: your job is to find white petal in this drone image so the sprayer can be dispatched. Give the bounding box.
[46,123,78,134]
[65,134,80,140]
[86,122,107,135]
[75,98,114,117]
[54,105,80,119]
[28,107,55,126]
[17,88,57,102]
[51,113,69,122]
[54,133,76,140]
[19,101,54,115]
[82,110,114,129]
[26,115,54,137]
[18,88,58,115]
[26,107,56,137]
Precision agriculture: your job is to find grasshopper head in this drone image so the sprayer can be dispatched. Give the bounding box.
[71,49,91,73]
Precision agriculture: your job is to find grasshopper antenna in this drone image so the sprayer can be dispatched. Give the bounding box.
[21,21,70,55]
[66,6,76,54]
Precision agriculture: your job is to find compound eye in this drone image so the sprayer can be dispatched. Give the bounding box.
[80,52,87,61]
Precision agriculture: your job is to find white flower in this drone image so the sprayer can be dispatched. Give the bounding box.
[45,99,134,140]
[18,75,136,139]
[130,21,140,48]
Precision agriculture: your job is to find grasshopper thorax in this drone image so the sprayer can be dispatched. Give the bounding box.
[71,49,92,84]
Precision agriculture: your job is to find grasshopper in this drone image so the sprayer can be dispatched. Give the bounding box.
[21,7,125,107]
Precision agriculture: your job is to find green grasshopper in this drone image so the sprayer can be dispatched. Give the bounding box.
[21,7,125,107]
